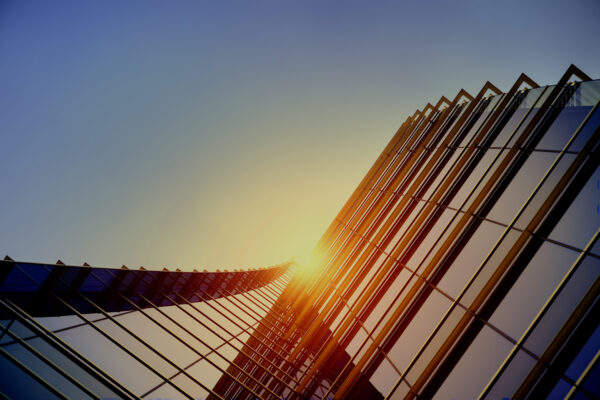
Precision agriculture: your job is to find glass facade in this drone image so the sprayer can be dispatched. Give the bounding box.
[1,65,599,399]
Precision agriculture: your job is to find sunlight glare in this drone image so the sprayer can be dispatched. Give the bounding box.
[294,248,325,283]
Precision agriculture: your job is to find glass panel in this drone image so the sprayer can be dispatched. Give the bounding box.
[534,81,600,152]
[574,355,600,399]
[456,109,490,148]
[0,321,95,399]
[437,220,506,299]
[487,151,557,225]
[388,379,412,399]
[57,317,166,394]
[406,208,456,269]
[421,148,464,201]
[564,323,600,382]
[383,199,427,256]
[485,94,504,112]
[548,166,600,250]
[448,149,501,210]
[505,87,555,149]
[547,378,573,399]
[432,325,513,400]
[567,104,600,153]
[347,251,387,310]
[346,328,369,359]
[0,263,49,292]
[0,348,61,399]
[363,268,412,335]
[483,349,537,400]
[1,319,121,398]
[490,107,530,148]
[370,358,400,395]
[460,229,521,306]
[534,106,592,151]
[404,303,465,384]
[525,256,599,356]
[488,242,578,340]
[387,290,452,372]
[512,153,577,231]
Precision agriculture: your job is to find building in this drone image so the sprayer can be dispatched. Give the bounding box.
[1,64,599,399]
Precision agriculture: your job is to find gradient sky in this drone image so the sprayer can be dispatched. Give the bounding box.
[1,0,599,271]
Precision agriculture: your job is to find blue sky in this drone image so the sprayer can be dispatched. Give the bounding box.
[1,0,599,270]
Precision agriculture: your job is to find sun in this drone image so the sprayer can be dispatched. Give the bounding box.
[293,248,326,283]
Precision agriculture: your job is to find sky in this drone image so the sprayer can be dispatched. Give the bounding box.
[1,0,599,271]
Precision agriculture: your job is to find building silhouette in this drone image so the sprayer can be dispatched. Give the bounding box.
[1,64,599,399]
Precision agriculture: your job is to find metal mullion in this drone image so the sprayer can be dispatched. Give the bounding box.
[224,274,277,313]
[221,288,284,331]
[383,89,586,399]
[317,115,416,251]
[54,295,203,400]
[219,296,287,353]
[272,272,293,297]
[165,287,296,369]
[516,278,600,399]
[0,310,137,347]
[410,87,598,398]
[127,293,289,400]
[0,322,100,399]
[141,321,258,397]
[320,157,463,358]
[226,310,300,400]
[321,108,437,274]
[140,285,299,386]
[296,90,497,396]
[242,287,278,313]
[269,358,332,400]
[223,273,284,323]
[480,230,599,398]
[218,286,281,330]
[286,101,452,356]
[230,272,284,309]
[310,235,406,398]
[266,324,318,388]
[326,209,537,349]
[134,286,302,391]
[397,189,592,256]
[390,97,564,395]
[258,282,283,303]
[328,104,462,304]
[257,286,297,330]
[231,288,289,336]
[266,278,286,296]
[50,263,222,399]
[0,299,139,399]
[84,271,280,400]
[0,345,69,400]
[338,87,536,398]
[340,100,450,248]
[320,103,482,332]
[272,272,291,289]
[204,292,292,356]
[316,103,468,340]
[317,112,424,259]
[293,111,430,320]
[0,319,15,342]
[319,95,482,319]
[565,349,600,399]
[330,79,538,398]
[317,233,381,330]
